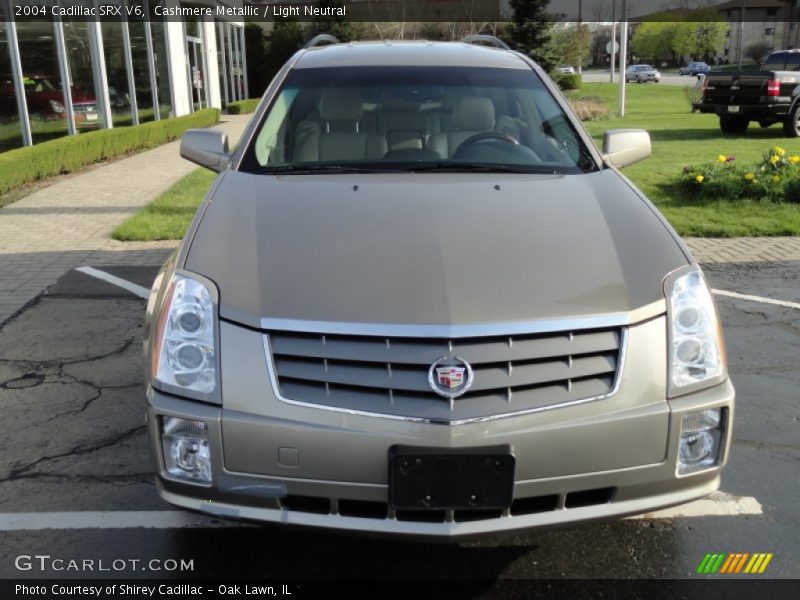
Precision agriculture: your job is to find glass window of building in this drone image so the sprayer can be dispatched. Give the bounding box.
[150,18,173,119]
[101,19,135,127]
[214,21,228,108]
[128,19,155,123]
[14,20,69,144]
[0,5,25,151]
[184,17,207,111]
[62,20,106,129]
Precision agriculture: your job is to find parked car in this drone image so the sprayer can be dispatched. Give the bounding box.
[679,62,710,76]
[557,65,576,74]
[145,36,734,540]
[625,64,661,83]
[697,49,800,136]
[0,73,98,124]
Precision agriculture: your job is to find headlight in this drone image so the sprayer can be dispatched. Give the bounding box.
[151,273,217,401]
[665,265,726,396]
[161,417,212,483]
[49,100,65,113]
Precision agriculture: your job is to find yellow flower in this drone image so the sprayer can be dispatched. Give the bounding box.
[717,154,727,163]
[695,175,705,183]
[773,175,782,183]
[790,156,800,165]
[744,172,755,181]
[770,154,781,165]
[773,146,786,156]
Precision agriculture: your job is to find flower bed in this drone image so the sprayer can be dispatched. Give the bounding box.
[681,146,800,203]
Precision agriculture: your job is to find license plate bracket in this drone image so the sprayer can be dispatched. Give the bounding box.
[388,445,515,511]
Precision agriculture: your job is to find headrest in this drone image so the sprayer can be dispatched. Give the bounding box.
[380,95,421,112]
[453,96,495,131]
[319,89,363,121]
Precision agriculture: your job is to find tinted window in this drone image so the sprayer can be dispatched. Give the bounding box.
[240,66,596,175]
[785,53,800,71]
[763,54,787,70]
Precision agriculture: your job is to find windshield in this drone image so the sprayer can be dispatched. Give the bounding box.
[240,66,597,175]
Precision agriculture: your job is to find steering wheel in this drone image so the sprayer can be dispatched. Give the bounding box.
[454,131,519,156]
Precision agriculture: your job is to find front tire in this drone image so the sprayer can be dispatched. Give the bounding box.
[782,107,800,137]
[720,116,749,134]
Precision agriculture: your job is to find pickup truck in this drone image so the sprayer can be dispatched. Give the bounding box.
[697,50,800,136]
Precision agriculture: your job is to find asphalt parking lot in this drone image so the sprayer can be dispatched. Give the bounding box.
[0,260,798,584]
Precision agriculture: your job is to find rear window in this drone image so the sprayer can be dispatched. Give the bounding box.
[239,65,597,175]
[785,53,800,71]
[763,53,787,70]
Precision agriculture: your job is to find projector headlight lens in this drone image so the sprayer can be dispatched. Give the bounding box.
[678,408,723,474]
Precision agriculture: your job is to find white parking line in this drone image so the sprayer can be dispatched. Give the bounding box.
[0,492,762,531]
[629,491,762,520]
[713,289,800,310]
[0,511,243,531]
[75,266,150,300]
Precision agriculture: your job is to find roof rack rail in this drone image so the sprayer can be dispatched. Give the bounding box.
[304,34,340,49]
[461,35,510,51]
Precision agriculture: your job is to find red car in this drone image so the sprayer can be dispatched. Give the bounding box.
[0,73,98,124]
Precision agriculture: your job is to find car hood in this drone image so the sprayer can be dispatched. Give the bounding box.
[185,170,688,330]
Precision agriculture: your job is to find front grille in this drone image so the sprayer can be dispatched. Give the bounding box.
[266,326,625,422]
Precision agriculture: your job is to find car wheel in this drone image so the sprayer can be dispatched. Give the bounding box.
[782,106,800,137]
[720,116,749,135]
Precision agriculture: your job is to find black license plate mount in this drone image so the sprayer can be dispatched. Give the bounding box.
[388,445,515,511]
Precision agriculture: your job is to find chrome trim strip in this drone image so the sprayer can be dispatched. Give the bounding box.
[258,300,663,338]
[262,328,630,426]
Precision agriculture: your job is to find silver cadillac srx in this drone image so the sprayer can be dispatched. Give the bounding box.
[143,37,734,540]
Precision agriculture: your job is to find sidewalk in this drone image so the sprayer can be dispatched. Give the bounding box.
[1,121,799,324]
[0,115,249,323]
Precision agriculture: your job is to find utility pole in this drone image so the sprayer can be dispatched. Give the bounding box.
[737,0,745,69]
[610,0,616,83]
[619,0,628,116]
[578,0,583,74]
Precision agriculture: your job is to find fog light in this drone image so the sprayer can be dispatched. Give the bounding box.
[678,408,723,474]
[161,417,212,483]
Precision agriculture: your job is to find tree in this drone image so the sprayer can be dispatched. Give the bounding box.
[244,23,268,98]
[308,0,365,43]
[507,0,556,72]
[746,41,773,66]
[264,20,304,84]
[550,23,590,69]
[672,11,726,62]
[631,21,678,65]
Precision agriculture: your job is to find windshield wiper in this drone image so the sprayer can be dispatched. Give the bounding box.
[253,164,382,175]
[404,162,556,174]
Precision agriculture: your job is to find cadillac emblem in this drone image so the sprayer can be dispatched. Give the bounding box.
[428,356,474,399]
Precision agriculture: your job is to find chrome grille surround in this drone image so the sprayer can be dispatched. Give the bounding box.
[262,320,629,426]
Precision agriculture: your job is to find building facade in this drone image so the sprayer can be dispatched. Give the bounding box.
[0,0,247,153]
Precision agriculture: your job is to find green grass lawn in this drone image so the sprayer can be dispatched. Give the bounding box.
[112,168,216,241]
[579,82,800,236]
[113,83,800,241]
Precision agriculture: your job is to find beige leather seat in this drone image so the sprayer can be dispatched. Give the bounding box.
[293,89,387,162]
[427,96,495,158]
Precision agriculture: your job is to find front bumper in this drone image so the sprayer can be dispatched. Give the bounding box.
[146,313,735,540]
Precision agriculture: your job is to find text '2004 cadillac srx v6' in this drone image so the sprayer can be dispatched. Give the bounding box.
[143,36,734,540]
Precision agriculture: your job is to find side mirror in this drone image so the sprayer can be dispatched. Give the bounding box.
[180,129,230,172]
[602,129,651,169]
